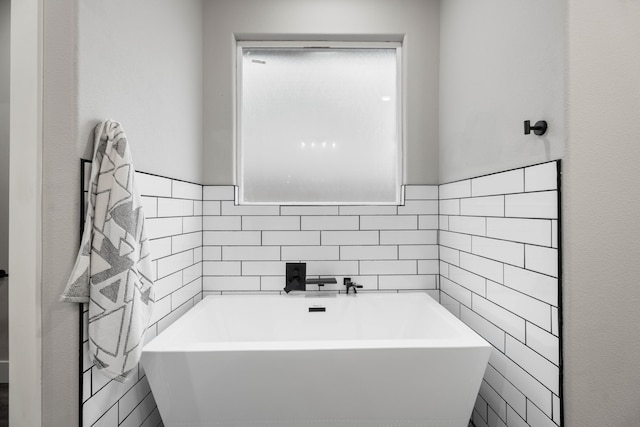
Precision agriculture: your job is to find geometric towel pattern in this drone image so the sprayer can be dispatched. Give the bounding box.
[61,120,154,382]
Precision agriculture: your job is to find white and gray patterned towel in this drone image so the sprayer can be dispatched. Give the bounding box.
[61,120,154,382]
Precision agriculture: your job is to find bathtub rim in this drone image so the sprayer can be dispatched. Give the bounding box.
[143,292,491,353]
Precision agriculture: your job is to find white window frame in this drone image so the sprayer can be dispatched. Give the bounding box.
[235,40,403,205]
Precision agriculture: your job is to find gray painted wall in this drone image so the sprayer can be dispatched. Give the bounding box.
[40,0,204,424]
[564,1,640,425]
[439,0,565,183]
[0,0,10,368]
[203,0,440,185]
[41,0,81,424]
[78,0,204,184]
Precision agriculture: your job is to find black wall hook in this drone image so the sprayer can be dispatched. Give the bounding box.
[524,120,548,136]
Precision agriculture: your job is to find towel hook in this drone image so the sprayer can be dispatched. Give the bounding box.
[524,120,548,136]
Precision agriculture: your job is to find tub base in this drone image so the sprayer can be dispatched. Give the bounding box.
[143,347,487,427]
[142,293,491,427]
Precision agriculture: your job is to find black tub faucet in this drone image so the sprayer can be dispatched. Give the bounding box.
[344,278,363,294]
[284,263,306,293]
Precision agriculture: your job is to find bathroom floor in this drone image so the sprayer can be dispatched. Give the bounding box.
[0,384,7,427]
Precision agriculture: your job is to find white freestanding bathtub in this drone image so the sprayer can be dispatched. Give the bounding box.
[142,292,491,427]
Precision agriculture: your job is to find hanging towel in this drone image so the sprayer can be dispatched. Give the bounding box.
[61,120,154,382]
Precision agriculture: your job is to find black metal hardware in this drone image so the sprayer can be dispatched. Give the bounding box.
[308,306,326,313]
[79,159,90,427]
[344,277,363,294]
[284,263,307,293]
[306,277,337,289]
[524,120,548,136]
[0,270,7,279]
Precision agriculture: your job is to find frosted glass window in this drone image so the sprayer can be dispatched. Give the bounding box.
[237,44,401,205]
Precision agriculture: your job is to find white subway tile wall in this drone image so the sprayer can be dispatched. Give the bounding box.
[202,184,439,296]
[82,167,202,427]
[440,161,561,427]
[80,163,561,427]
